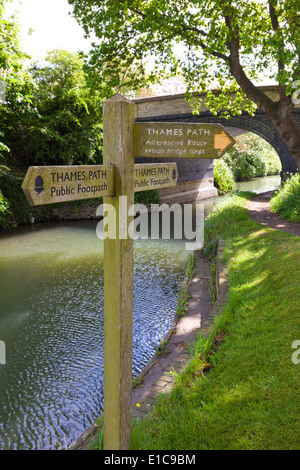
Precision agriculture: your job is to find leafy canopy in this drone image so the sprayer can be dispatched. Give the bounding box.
[0,0,33,161]
[68,0,300,116]
[24,50,104,167]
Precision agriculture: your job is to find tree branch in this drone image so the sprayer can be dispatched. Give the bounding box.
[131,7,230,63]
[268,1,279,31]
[268,2,290,106]
[223,6,277,114]
[179,24,230,62]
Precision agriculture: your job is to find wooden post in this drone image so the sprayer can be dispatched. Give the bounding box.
[102,94,135,450]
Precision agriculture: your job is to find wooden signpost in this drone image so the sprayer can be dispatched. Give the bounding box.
[21,94,235,451]
[21,163,178,206]
[21,165,115,206]
[134,162,178,192]
[134,121,234,159]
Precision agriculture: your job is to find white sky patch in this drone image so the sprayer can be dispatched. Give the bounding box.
[5,0,95,60]
[4,0,276,89]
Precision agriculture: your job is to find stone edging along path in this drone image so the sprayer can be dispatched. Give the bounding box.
[131,240,228,422]
[69,240,228,450]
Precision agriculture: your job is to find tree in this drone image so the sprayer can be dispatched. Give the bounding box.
[20,50,104,167]
[0,0,33,165]
[68,0,300,170]
[0,2,107,168]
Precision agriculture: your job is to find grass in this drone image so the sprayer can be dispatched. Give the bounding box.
[128,192,300,450]
[175,252,195,318]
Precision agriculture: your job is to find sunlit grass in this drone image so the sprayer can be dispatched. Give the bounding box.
[129,192,300,450]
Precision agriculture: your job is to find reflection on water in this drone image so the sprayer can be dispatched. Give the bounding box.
[0,220,189,449]
[235,175,281,194]
[0,175,281,450]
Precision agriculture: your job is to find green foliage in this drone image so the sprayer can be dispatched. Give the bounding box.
[0,167,34,229]
[155,339,171,356]
[213,159,235,194]
[270,173,300,222]
[6,50,104,167]
[0,166,56,231]
[68,0,300,116]
[176,252,195,318]
[130,194,300,450]
[0,186,14,230]
[0,139,9,159]
[134,189,160,205]
[0,1,34,160]
[222,133,281,181]
[203,237,220,260]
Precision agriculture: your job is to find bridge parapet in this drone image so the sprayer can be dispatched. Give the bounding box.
[133,85,299,120]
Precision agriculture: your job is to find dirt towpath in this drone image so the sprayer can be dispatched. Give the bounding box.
[246,191,300,237]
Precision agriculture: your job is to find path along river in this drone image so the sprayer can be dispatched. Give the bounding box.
[0,176,280,450]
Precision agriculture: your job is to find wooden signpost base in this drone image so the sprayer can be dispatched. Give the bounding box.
[102,95,135,450]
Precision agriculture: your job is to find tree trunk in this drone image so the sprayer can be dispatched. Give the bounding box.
[266,101,300,172]
[229,56,300,171]
[226,18,300,172]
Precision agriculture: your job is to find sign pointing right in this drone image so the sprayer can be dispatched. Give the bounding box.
[134,122,235,159]
[214,130,234,154]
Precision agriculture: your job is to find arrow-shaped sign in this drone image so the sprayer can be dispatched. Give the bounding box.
[134,162,178,192]
[22,163,178,206]
[21,165,115,206]
[214,131,233,154]
[134,122,235,159]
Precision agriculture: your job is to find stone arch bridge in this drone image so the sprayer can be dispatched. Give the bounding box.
[133,85,300,203]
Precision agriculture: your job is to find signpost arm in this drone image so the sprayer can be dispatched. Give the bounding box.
[103,94,135,450]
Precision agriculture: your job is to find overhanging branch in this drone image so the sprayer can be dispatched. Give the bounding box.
[220,5,277,114]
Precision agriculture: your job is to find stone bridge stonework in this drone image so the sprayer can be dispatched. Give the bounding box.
[133,85,300,203]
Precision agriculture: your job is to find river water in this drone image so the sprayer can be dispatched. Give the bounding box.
[0,175,280,450]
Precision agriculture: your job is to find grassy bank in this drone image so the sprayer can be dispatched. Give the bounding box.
[128,192,300,450]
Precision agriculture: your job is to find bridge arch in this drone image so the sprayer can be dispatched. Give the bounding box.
[133,87,300,202]
[181,111,298,175]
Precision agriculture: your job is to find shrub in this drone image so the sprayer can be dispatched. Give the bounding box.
[0,168,35,230]
[222,133,281,181]
[213,159,235,194]
[0,187,15,230]
[264,150,282,175]
[270,173,300,222]
[134,189,160,205]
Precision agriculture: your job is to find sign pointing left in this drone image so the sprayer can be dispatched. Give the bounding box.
[21,165,115,206]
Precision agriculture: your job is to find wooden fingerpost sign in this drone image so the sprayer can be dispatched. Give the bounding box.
[102,94,135,450]
[21,93,235,452]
